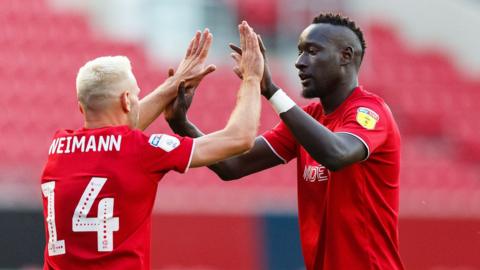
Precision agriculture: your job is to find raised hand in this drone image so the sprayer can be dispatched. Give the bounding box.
[137,29,215,131]
[165,22,264,127]
[234,21,264,82]
[163,30,214,122]
[173,29,216,90]
[230,34,279,98]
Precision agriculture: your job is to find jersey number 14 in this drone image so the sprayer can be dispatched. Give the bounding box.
[41,177,119,256]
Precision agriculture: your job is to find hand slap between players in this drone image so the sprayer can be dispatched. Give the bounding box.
[136,29,215,131]
[234,21,264,82]
[230,31,279,98]
[164,29,215,122]
[165,22,264,123]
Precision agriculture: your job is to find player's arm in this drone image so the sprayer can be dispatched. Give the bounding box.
[168,108,283,179]
[275,105,366,171]
[229,37,367,171]
[137,29,216,131]
[186,22,267,168]
[165,25,283,179]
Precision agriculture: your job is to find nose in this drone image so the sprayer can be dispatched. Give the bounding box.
[295,53,307,70]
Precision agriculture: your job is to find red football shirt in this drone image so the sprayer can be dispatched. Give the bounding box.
[40,126,194,269]
[262,87,404,270]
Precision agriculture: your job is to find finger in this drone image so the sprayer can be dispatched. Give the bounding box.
[196,28,210,57]
[168,68,175,77]
[199,32,213,59]
[244,25,255,53]
[201,64,216,76]
[233,66,243,79]
[184,64,216,83]
[249,27,261,53]
[184,85,196,96]
[190,31,201,56]
[257,34,266,54]
[185,37,194,58]
[239,22,246,52]
[229,43,242,55]
[178,80,186,90]
[244,26,255,54]
[177,81,186,104]
[243,21,255,43]
[178,88,186,103]
[230,52,241,65]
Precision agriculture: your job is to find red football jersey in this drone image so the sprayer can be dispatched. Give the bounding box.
[262,87,404,270]
[40,125,194,269]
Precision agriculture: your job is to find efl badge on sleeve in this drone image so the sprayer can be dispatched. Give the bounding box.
[149,134,180,152]
[356,107,379,130]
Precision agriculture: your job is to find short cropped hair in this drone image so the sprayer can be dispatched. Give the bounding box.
[76,56,136,111]
[312,13,366,60]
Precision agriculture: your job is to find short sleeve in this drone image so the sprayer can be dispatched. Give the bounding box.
[261,121,298,163]
[261,103,322,163]
[140,133,194,174]
[335,101,389,157]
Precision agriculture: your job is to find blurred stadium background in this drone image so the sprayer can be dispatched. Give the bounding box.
[0,0,479,269]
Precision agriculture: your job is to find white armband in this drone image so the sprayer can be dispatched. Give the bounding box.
[268,89,296,114]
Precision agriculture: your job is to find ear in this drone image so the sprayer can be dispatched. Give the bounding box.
[120,91,131,113]
[78,102,84,114]
[340,46,354,66]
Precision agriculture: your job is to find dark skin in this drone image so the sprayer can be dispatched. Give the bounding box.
[165,23,367,179]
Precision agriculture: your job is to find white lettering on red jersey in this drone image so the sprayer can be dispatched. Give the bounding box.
[41,126,194,269]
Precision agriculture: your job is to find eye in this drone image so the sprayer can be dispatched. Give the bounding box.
[308,47,319,55]
[297,49,303,56]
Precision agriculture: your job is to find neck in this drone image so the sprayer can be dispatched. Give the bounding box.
[319,76,358,114]
[83,111,129,129]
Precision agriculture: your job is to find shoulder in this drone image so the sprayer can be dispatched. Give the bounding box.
[347,88,400,138]
[351,87,386,105]
[51,128,73,139]
[129,128,147,140]
[145,133,183,153]
[133,132,186,154]
[348,87,394,118]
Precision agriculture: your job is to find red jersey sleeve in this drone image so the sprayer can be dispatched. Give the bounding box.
[261,103,320,163]
[335,100,389,157]
[138,132,194,175]
[261,121,297,163]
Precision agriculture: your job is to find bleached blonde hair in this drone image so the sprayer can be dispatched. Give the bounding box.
[76,56,137,111]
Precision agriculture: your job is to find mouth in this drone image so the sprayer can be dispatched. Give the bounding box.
[299,73,312,85]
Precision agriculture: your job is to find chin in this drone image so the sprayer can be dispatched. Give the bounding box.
[301,87,318,99]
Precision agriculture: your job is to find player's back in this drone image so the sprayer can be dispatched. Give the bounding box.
[40,125,193,269]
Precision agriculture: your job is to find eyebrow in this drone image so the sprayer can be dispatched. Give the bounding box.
[298,41,324,50]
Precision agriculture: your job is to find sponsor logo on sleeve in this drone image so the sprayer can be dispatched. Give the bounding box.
[148,134,180,152]
[356,107,379,130]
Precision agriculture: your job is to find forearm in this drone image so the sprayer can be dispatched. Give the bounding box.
[224,77,261,141]
[207,137,283,181]
[208,78,263,177]
[168,119,204,138]
[168,117,254,179]
[169,86,262,140]
[138,78,179,131]
[280,107,347,167]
